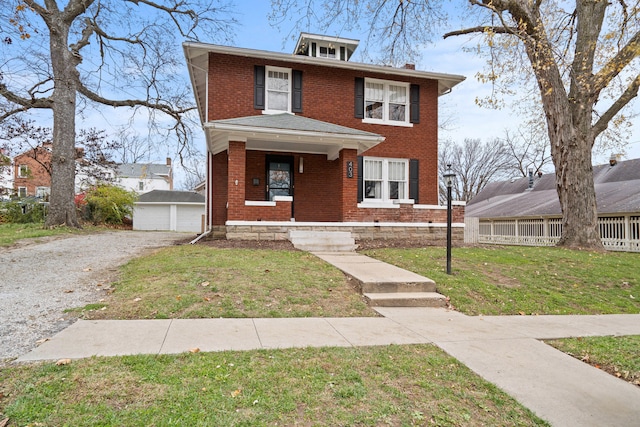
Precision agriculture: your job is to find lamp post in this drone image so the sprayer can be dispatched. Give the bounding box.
[443,164,456,275]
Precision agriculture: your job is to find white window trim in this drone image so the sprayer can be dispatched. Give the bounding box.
[362,78,413,127]
[361,157,410,203]
[18,186,27,197]
[18,164,29,178]
[264,65,292,114]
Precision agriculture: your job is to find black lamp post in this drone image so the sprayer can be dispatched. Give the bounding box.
[443,164,456,275]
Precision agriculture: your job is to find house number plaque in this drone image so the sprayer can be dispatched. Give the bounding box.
[347,161,354,178]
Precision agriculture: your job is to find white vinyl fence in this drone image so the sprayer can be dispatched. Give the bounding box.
[465,215,640,253]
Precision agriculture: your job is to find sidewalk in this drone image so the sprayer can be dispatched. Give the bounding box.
[15,252,640,427]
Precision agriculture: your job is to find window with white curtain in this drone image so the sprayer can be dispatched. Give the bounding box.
[265,66,291,113]
[364,78,410,124]
[363,157,408,201]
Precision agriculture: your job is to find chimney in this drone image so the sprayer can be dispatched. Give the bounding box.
[609,153,621,166]
[404,63,415,70]
[528,168,534,188]
[166,157,172,166]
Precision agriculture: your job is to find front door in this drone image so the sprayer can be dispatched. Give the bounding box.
[266,155,294,217]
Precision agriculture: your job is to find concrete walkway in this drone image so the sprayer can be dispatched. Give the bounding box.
[15,252,640,427]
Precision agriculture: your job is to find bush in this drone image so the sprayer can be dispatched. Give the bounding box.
[0,200,47,224]
[83,184,137,225]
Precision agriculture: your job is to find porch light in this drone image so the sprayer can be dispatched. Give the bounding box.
[443,164,456,275]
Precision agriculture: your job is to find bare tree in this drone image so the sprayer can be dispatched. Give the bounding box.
[439,137,512,203]
[502,128,553,178]
[273,0,640,250]
[0,0,236,227]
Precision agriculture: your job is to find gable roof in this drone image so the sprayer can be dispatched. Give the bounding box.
[466,158,640,218]
[183,41,466,125]
[137,190,204,203]
[116,163,171,179]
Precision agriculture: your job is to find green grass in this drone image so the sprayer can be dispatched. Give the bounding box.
[0,345,548,426]
[0,223,90,246]
[83,245,374,320]
[362,246,640,316]
[546,336,640,386]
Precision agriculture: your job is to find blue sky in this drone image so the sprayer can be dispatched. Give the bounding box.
[232,2,640,165]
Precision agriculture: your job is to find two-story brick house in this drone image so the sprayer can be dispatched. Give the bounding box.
[184,33,465,240]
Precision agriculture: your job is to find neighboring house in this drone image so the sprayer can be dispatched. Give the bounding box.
[0,148,13,200]
[133,190,205,232]
[116,159,173,195]
[183,33,466,240]
[12,144,56,200]
[464,157,640,252]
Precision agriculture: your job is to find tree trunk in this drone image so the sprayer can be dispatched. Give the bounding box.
[551,132,602,250]
[45,20,80,228]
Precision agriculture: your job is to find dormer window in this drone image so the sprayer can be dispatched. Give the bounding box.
[318,46,336,59]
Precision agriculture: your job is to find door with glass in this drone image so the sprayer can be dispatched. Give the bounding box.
[266,155,294,217]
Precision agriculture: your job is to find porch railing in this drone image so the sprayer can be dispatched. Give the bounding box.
[467,215,640,253]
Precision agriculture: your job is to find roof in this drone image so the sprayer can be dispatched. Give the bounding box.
[205,114,385,160]
[208,114,382,138]
[466,158,640,218]
[137,190,204,203]
[183,40,466,125]
[116,163,171,179]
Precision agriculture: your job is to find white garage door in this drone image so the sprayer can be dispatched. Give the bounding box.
[133,205,171,231]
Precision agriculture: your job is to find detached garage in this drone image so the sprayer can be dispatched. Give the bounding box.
[133,190,205,232]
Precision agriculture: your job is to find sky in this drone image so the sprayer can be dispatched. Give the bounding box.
[229,1,640,166]
[5,1,640,188]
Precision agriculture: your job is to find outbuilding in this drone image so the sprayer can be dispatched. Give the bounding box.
[133,190,205,233]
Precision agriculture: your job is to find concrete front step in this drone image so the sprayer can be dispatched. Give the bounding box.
[288,230,356,252]
[364,292,448,308]
[361,280,437,294]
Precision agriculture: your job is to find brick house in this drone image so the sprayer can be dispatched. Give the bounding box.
[13,144,55,200]
[183,33,466,240]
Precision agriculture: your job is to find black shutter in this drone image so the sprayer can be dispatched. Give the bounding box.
[410,84,420,123]
[311,42,317,57]
[254,65,265,110]
[292,70,303,113]
[409,159,419,202]
[354,77,364,119]
[357,156,363,203]
[340,46,346,61]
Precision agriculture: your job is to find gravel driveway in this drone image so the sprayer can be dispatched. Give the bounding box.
[0,230,185,361]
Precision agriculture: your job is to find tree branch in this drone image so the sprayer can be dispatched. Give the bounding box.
[592,30,640,94]
[444,25,517,39]
[592,73,640,139]
[0,81,54,111]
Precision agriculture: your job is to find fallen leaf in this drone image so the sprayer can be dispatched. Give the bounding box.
[231,389,241,397]
[0,417,9,427]
[203,297,211,302]
[83,268,92,272]
[201,281,210,287]
[35,338,50,345]
[63,289,74,293]
[133,297,142,302]
[56,358,72,366]
[176,295,182,301]
[518,311,525,316]
[189,348,200,353]
[630,294,635,299]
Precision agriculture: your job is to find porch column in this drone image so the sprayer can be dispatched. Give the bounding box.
[340,149,359,221]
[227,140,246,221]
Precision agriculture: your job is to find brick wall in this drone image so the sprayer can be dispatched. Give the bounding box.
[13,149,52,197]
[207,53,446,226]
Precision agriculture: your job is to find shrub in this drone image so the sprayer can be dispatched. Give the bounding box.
[0,200,47,224]
[84,184,137,225]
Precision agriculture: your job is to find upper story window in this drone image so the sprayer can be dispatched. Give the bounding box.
[364,78,411,125]
[318,46,336,59]
[363,157,408,201]
[265,66,291,113]
[18,164,29,178]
